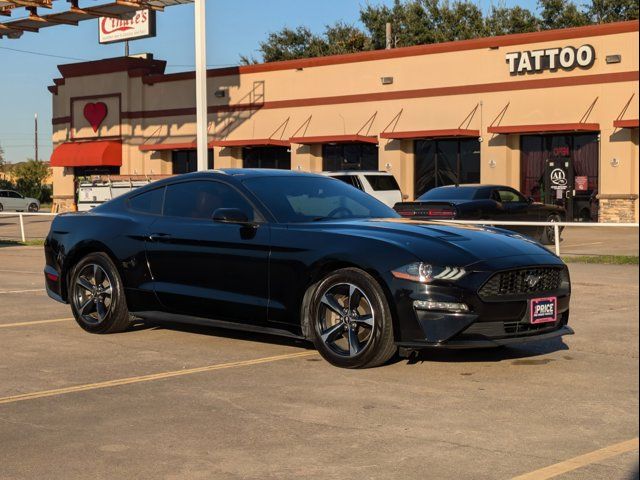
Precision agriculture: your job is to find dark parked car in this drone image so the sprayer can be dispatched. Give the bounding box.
[44,170,572,369]
[394,184,565,244]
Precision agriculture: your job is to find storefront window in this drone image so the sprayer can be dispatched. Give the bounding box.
[520,133,599,221]
[172,150,214,174]
[242,147,291,169]
[75,166,120,177]
[414,139,481,198]
[322,143,378,171]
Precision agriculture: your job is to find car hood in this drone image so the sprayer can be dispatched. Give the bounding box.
[314,217,557,268]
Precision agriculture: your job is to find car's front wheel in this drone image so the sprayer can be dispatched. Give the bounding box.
[542,214,563,245]
[28,203,39,212]
[307,268,396,368]
[69,252,130,334]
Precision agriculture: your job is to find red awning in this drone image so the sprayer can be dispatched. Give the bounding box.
[290,135,378,145]
[209,139,290,148]
[139,141,197,152]
[380,129,480,140]
[50,141,122,167]
[488,123,600,135]
[614,119,639,129]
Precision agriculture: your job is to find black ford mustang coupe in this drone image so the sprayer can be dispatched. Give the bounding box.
[44,170,573,368]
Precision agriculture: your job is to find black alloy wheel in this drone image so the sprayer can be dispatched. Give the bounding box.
[28,203,39,212]
[307,268,396,368]
[69,253,130,334]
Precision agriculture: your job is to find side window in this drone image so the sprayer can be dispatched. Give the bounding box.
[333,176,361,190]
[164,180,256,221]
[8,191,22,198]
[128,187,165,215]
[497,189,525,203]
[0,191,6,198]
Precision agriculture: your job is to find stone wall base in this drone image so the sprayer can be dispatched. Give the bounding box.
[598,195,638,223]
[53,195,76,213]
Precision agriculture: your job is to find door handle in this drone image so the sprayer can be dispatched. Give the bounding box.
[148,233,172,242]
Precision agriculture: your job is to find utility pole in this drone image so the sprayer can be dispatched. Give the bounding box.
[124,40,130,57]
[194,0,209,171]
[385,22,393,50]
[34,113,38,162]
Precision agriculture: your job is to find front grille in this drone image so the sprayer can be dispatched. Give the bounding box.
[479,267,565,300]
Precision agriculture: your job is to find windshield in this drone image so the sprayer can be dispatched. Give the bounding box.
[419,187,482,201]
[244,176,399,223]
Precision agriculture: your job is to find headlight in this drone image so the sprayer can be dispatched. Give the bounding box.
[391,262,466,283]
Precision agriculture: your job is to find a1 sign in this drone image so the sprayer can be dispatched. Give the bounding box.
[99,9,156,44]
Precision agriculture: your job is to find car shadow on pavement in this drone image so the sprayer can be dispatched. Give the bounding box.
[402,337,569,365]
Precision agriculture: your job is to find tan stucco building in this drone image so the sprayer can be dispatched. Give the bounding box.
[49,20,639,221]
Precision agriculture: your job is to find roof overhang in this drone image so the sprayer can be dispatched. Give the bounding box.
[139,141,196,151]
[290,135,378,145]
[613,119,639,129]
[209,138,291,148]
[380,129,480,140]
[488,123,600,135]
[50,141,122,167]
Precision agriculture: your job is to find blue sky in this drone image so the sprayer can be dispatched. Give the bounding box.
[0,0,536,163]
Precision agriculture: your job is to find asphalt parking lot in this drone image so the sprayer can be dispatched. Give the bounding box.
[0,215,637,257]
[0,245,638,480]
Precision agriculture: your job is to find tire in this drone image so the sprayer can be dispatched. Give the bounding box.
[541,214,562,245]
[28,203,39,212]
[68,252,131,334]
[305,268,396,369]
[0,203,3,212]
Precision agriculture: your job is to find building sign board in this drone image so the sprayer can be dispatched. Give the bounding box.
[99,9,156,44]
[506,45,595,75]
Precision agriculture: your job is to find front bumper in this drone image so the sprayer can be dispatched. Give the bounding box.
[389,260,572,349]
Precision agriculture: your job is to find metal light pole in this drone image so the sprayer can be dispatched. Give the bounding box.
[34,112,38,162]
[194,0,209,171]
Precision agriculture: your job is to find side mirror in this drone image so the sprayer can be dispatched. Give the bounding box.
[212,208,252,226]
[527,196,535,203]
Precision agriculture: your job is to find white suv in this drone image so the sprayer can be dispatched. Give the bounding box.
[0,190,40,212]
[323,171,403,208]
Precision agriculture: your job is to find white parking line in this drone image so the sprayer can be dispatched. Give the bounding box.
[0,318,73,328]
[511,438,639,480]
[0,269,41,274]
[0,288,46,294]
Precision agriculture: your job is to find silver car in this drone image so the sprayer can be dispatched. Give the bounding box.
[0,190,40,212]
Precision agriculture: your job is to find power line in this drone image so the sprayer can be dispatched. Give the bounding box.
[0,46,87,61]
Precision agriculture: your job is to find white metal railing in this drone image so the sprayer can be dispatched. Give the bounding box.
[0,212,638,256]
[434,220,639,256]
[0,212,57,243]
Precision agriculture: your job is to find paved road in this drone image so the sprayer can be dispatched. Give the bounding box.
[0,215,637,256]
[0,246,637,479]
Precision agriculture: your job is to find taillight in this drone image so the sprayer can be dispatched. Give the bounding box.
[425,208,456,218]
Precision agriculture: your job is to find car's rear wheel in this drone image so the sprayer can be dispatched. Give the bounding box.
[28,203,39,212]
[307,268,396,368]
[69,252,130,334]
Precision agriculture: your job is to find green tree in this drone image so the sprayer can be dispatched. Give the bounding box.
[0,143,5,171]
[485,5,540,36]
[11,159,51,202]
[589,0,639,22]
[538,0,591,29]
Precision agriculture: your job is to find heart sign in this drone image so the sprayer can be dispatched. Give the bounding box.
[83,102,108,133]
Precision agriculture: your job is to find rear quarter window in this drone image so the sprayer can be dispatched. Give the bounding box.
[365,175,399,191]
[128,187,165,215]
